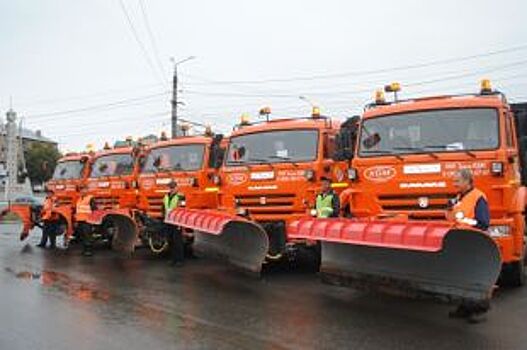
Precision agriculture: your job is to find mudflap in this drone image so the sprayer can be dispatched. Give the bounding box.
[321,229,501,303]
[167,209,269,274]
[194,221,269,274]
[105,215,138,255]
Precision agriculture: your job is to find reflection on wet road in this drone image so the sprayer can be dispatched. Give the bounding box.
[1,224,526,350]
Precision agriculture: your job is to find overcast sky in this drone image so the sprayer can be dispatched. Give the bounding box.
[1,0,526,151]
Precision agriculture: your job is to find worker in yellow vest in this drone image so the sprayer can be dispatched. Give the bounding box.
[76,194,96,256]
[315,177,340,218]
[448,168,490,322]
[163,180,184,266]
[450,168,490,230]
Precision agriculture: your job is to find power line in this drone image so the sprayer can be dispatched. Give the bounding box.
[185,58,527,99]
[15,82,162,109]
[187,43,527,84]
[28,110,170,129]
[118,0,165,85]
[138,0,166,82]
[51,113,169,139]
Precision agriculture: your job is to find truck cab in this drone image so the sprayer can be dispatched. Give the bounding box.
[47,153,91,211]
[136,133,224,253]
[137,134,224,218]
[218,110,349,257]
[85,145,139,213]
[349,82,526,284]
[45,152,92,238]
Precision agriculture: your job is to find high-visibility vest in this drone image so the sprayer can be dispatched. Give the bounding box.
[453,188,487,222]
[76,195,94,222]
[163,193,181,213]
[316,192,335,218]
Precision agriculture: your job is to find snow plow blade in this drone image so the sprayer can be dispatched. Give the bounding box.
[288,217,501,303]
[166,209,269,273]
[0,204,34,240]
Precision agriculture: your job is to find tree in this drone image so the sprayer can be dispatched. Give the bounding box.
[24,143,61,185]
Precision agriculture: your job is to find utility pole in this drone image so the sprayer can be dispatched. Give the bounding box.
[171,65,178,138]
[170,56,195,139]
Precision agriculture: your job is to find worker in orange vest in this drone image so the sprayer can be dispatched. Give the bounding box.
[448,168,490,322]
[450,168,490,230]
[36,189,59,249]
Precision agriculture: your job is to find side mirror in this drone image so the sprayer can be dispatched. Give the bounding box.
[334,116,360,161]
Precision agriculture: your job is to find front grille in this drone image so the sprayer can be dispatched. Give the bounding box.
[55,197,73,206]
[235,193,296,215]
[146,196,163,216]
[94,197,119,210]
[377,192,456,216]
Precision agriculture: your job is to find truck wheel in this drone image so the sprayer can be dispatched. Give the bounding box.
[500,260,525,287]
[148,232,168,254]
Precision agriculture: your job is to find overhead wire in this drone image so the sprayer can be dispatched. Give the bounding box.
[25,91,169,119]
[184,43,527,84]
[118,0,166,86]
[138,0,167,81]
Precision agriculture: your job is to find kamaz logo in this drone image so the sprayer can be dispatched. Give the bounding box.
[417,197,429,208]
[259,197,267,205]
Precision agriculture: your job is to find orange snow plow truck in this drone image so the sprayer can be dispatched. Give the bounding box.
[166,108,358,272]
[75,140,141,253]
[0,152,92,242]
[288,81,526,304]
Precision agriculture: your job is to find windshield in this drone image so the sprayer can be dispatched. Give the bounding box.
[142,144,206,173]
[359,108,499,156]
[90,154,134,178]
[226,129,319,165]
[52,160,84,180]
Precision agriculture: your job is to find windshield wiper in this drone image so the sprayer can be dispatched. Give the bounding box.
[392,147,439,159]
[424,145,476,158]
[247,157,274,168]
[267,155,299,167]
[361,150,404,161]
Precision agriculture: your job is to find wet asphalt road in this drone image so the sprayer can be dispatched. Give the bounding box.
[1,224,526,350]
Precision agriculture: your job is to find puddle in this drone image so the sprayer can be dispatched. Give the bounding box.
[4,267,111,302]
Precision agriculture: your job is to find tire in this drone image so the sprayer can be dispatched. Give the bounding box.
[499,260,525,287]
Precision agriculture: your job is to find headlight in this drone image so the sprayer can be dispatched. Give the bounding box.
[304,169,315,181]
[491,162,504,176]
[179,200,186,207]
[310,209,317,217]
[236,208,248,216]
[212,174,221,185]
[488,225,510,238]
[347,168,358,181]
[455,211,464,220]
